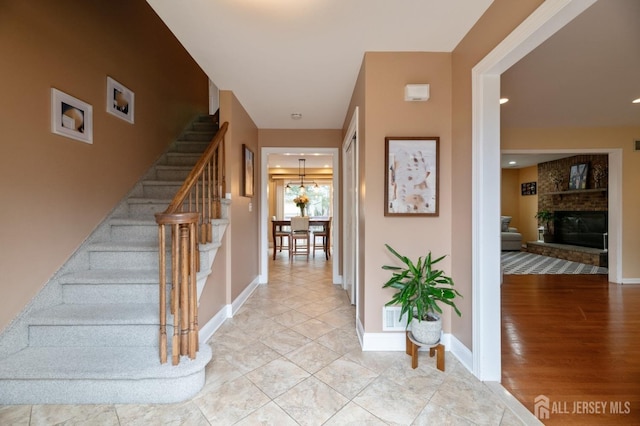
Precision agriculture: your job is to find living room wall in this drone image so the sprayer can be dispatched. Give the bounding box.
[0,1,209,331]
[501,166,539,244]
[502,126,640,280]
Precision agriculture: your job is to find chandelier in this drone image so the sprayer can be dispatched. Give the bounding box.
[285,158,318,193]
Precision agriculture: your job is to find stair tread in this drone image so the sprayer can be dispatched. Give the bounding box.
[87,240,157,251]
[0,345,211,380]
[59,269,159,284]
[30,303,158,325]
[110,216,157,225]
[127,197,172,204]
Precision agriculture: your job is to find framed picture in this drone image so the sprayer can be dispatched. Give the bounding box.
[385,136,439,216]
[51,88,93,144]
[569,163,588,190]
[242,144,254,197]
[106,76,134,123]
[521,181,537,195]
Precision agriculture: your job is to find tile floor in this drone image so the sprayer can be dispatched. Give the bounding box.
[0,253,528,425]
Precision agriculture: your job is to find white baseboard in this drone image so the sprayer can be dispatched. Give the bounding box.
[198,276,260,343]
[448,334,473,373]
[360,331,462,353]
[621,278,640,284]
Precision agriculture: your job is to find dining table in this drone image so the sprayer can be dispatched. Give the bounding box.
[272,218,331,260]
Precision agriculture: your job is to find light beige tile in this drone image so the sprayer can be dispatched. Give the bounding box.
[0,405,31,426]
[323,401,388,425]
[285,341,341,374]
[380,357,445,396]
[274,377,349,426]
[316,328,362,355]
[413,403,475,426]
[193,376,270,425]
[315,358,378,399]
[202,355,243,392]
[234,401,299,425]
[116,401,208,425]
[271,310,312,328]
[30,405,119,426]
[352,376,427,425]
[261,329,312,355]
[500,407,526,426]
[220,341,281,374]
[246,358,310,398]
[343,349,406,374]
[290,318,336,340]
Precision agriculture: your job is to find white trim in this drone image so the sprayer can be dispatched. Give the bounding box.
[198,305,230,343]
[260,147,340,284]
[621,279,640,285]
[231,277,260,315]
[342,107,359,309]
[360,331,456,353]
[472,0,598,382]
[449,334,473,373]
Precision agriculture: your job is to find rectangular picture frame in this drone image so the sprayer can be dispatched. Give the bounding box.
[242,144,254,197]
[51,88,93,144]
[106,76,134,123]
[385,136,439,216]
[521,181,537,195]
[569,163,588,190]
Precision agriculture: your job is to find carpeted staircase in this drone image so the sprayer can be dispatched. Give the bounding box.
[0,115,228,404]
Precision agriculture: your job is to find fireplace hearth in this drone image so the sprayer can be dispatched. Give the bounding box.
[554,211,607,249]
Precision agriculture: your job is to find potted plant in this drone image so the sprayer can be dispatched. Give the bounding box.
[535,210,554,243]
[382,244,462,345]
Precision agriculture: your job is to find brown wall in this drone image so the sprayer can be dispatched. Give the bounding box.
[503,126,640,278]
[358,52,453,333]
[450,0,545,348]
[259,129,342,148]
[0,1,208,330]
[501,169,521,229]
[501,166,540,244]
[219,91,260,302]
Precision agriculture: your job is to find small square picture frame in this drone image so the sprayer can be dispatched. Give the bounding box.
[51,88,93,144]
[106,76,134,124]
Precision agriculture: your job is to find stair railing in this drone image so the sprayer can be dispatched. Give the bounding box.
[155,120,228,365]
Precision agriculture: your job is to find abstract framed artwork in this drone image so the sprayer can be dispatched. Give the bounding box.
[385,136,439,216]
[569,163,588,190]
[106,76,134,123]
[51,88,93,144]
[242,144,254,197]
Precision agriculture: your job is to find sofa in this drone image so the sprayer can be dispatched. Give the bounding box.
[501,216,522,251]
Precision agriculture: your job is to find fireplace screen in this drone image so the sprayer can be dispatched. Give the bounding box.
[554,211,607,249]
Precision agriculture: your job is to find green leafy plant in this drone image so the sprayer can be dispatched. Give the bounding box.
[382,244,462,327]
[535,210,554,233]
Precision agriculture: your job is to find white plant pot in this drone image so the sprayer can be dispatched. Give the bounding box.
[410,315,442,345]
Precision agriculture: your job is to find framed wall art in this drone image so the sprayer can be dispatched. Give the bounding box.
[51,88,93,144]
[242,144,254,197]
[569,163,588,190]
[106,76,134,123]
[521,181,537,195]
[385,136,439,216]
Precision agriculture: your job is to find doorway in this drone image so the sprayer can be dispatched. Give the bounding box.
[260,147,340,285]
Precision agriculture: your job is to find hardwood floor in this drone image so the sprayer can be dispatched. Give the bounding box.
[501,274,640,425]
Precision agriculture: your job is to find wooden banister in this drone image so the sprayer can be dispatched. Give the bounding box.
[155,120,228,365]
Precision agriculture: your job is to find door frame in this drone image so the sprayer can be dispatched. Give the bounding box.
[260,147,341,285]
[471,0,601,381]
[342,107,359,307]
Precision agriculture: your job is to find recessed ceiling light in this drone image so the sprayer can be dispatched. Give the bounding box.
[633,98,640,104]
[500,98,509,105]
[508,160,517,165]
[291,113,302,120]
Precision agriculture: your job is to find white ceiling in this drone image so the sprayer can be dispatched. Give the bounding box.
[146,0,639,168]
[500,0,640,129]
[147,0,494,129]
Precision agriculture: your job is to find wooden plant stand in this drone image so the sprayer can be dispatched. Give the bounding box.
[406,331,445,371]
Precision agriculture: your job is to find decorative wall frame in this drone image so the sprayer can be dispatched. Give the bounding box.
[569,163,588,190]
[51,88,93,144]
[106,76,134,123]
[242,144,254,197]
[385,136,439,216]
[521,181,537,195]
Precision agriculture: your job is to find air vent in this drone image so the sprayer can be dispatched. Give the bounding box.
[383,306,408,331]
[635,140,640,151]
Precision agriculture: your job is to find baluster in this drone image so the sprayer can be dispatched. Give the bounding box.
[158,224,167,364]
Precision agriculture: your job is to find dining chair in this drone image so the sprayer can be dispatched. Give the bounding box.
[312,217,331,259]
[272,216,289,254]
[289,216,310,259]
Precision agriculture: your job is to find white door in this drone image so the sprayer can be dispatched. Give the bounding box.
[342,109,358,305]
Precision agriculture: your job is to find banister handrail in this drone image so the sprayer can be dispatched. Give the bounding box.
[155,119,228,365]
[164,121,228,214]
